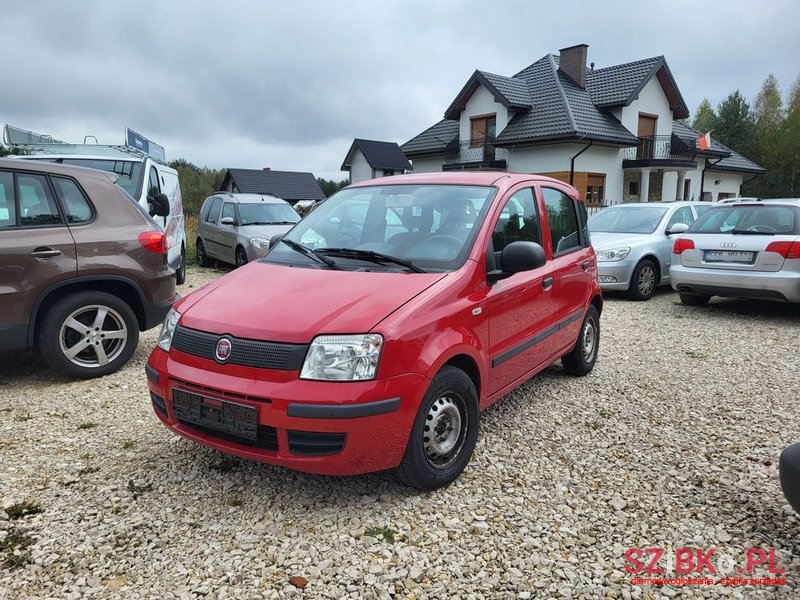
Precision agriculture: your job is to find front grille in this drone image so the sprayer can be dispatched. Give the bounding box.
[288,431,346,456]
[178,419,279,451]
[172,325,308,370]
[169,377,271,404]
[150,392,167,417]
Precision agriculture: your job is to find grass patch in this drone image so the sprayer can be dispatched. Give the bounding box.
[6,501,42,520]
[185,213,198,260]
[597,408,613,418]
[226,494,243,507]
[127,480,153,498]
[1,528,33,569]
[586,420,602,431]
[122,439,135,450]
[14,413,32,422]
[77,422,97,430]
[365,526,397,542]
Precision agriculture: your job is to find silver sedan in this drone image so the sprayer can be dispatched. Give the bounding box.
[588,202,711,300]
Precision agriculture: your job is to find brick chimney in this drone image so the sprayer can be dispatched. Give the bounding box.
[262,167,271,171]
[559,44,588,88]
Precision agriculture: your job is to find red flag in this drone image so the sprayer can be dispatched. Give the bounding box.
[697,132,711,151]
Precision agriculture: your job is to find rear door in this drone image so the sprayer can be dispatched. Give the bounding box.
[0,169,77,350]
[539,185,595,357]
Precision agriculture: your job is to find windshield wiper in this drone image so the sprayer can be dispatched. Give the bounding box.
[317,248,426,273]
[280,239,342,270]
[731,229,774,235]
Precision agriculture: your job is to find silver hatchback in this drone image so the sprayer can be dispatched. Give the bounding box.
[670,200,800,304]
[588,202,711,300]
[196,193,300,267]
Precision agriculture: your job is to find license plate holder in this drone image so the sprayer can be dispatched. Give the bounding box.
[704,250,755,264]
[172,388,258,440]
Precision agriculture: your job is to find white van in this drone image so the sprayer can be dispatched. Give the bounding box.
[4,125,188,284]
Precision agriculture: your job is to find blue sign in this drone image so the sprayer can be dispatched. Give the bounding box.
[125,128,165,161]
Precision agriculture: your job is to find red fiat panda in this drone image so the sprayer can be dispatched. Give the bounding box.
[146,172,602,489]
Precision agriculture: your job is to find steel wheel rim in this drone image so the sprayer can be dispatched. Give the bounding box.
[582,318,597,363]
[638,266,655,296]
[423,394,467,470]
[59,305,128,368]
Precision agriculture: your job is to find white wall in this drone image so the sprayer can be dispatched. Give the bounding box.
[678,159,743,201]
[459,85,509,143]
[507,144,624,203]
[410,155,445,173]
[348,149,373,183]
[620,77,674,136]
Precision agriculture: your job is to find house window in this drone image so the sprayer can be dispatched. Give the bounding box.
[629,181,640,196]
[383,170,394,177]
[585,174,605,205]
[470,114,496,147]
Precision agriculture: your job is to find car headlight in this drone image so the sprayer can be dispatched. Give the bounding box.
[596,246,631,262]
[250,237,271,250]
[157,308,181,352]
[300,334,383,381]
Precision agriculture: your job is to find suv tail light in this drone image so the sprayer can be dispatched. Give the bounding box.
[672,238,695,255]
[766,241,800,258]
[138,231,167,254]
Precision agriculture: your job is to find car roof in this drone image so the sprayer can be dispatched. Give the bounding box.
[0,156,121,182]
[346,171,576,188]
[602,201,704,208]
[213,192,288,204]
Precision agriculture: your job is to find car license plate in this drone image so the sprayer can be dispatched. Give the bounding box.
[171,388,258,440]
[704,250,755,263]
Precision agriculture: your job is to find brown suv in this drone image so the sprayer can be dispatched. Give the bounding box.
[0,158,177,378]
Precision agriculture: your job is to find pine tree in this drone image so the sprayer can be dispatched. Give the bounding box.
[691,98,717,134]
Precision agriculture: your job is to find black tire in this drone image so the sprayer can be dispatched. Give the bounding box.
[38,291,140,379]
[175,245,187,285]
[235,246,248,268]
[627,259,658,301]
[395,366,479,490]
[679,292,711,306]
[562,305,600,376]
[197,239,210,268]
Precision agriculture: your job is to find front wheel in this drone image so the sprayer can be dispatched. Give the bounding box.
[235,246,248,268]
[562,305,600,376]
[38,291,140,379]
[395,366,479,490]
[628,259,658,301]
[197,239,210,268]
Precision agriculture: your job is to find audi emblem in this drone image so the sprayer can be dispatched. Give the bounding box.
[215,338,233,362]
[719,242,737,248]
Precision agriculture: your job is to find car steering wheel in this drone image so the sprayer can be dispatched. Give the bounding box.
[425,234,464,248]
[747,225,777,233]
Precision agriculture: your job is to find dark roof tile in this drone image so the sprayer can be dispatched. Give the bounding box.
[222,169,326,201]
[341,139,411,171]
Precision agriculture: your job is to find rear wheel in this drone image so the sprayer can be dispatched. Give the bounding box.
[175,245,186,284]
[38,291,139,379]
[235,246,248,267]
[197,239,210,267]
[395,366,479,490]
[562,305,600,376]
[679,292,711,306]
[628,259,658,301]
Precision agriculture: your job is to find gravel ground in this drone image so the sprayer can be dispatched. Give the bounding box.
[2,266,799,599]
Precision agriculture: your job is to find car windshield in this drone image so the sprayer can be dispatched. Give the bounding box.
[266,184,496,271]
[588,206,668,234]
[239,202,300,225]
[689,205,797,234]
[52,158,143,198]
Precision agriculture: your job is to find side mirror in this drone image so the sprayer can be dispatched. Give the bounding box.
[488,241,547,282]
[667,222,689,235]
[148,193,170,217]
[269,233,284,250]
[220,216,236,226]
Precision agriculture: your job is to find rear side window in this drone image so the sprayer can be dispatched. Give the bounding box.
[18,173,62,226]
[0,171,16,228]
[207,198,223,223]
[690,206,797,234]
[541,187,580,255]
[52,177,93,224]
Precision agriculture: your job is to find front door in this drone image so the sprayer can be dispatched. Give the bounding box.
[486,186,555,395]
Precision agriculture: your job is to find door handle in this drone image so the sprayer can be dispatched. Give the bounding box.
[30,248,62,258]
[581,260,592,271]
[542,277,554,290]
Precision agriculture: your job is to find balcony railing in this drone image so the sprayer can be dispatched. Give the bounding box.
[444,138,510,164]
[623,134,696,161]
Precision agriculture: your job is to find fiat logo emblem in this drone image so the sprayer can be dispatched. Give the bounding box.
[720,242,737,248]
[215,338,232,362]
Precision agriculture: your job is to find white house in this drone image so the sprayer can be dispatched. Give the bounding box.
[341,139,412,183]
[401,44,764,204]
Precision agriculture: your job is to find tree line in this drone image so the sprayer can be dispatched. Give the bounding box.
[691,73,800,198]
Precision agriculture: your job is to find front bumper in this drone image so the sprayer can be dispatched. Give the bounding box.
[670,264,800,302]
[596,259,636,291]
[145,348,428,476]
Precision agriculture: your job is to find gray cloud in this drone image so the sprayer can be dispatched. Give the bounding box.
[2,0,798,178]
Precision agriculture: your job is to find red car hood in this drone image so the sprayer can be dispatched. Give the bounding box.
[178,262,447,343]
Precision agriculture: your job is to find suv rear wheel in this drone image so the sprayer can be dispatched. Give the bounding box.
[39,291,139,379]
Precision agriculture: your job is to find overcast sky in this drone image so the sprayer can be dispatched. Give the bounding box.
[2,0,798,179]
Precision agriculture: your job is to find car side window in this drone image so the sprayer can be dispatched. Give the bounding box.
[148,167,161,198]
[541,187,580,255]
[18,173,62,227]
[666,206,694,230]
[221,202,236,223]
[206,198,222,223]
[492,188,542,253]
[52,177,93,224]
[0,171,16,228]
